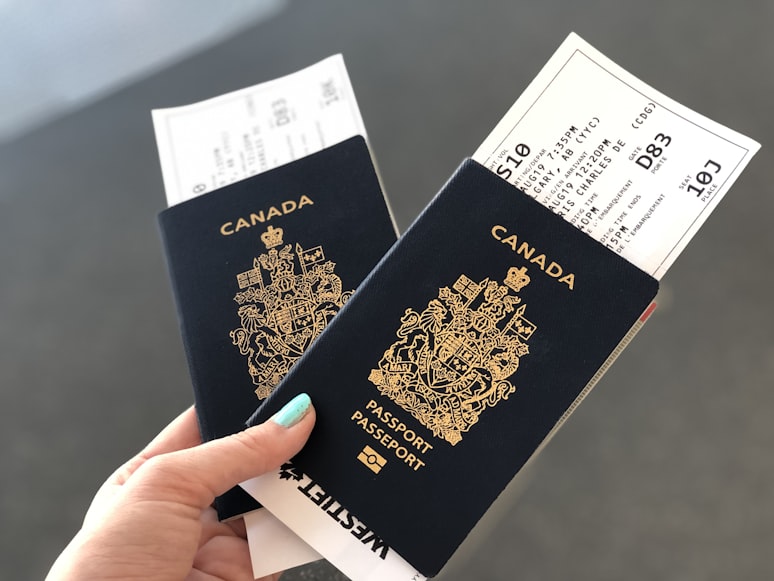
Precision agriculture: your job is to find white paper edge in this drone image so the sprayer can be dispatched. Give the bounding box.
[243,508,322,579]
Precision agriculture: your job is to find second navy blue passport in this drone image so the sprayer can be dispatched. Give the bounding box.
[247,159,659,576]
[158,136,397,520]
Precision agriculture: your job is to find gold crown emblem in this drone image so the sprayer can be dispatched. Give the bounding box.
[504,266,530,292]
[260,225,284,249]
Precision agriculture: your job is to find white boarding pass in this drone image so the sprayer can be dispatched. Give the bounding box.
[474,32,759,279]
[153,54,367,207]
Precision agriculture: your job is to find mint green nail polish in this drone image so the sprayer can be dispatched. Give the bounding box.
[272,393,312,428]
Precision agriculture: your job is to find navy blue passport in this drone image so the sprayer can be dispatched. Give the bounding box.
[158,136,397,520]
[246,159,658,576]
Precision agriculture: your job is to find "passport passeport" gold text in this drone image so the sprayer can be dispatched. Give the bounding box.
[350,399,432,472]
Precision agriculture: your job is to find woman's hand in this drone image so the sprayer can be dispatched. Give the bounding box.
[47,393,315,581]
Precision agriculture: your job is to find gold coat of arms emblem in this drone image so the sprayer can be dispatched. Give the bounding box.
[230,226,353,399]
[368,267,537,445]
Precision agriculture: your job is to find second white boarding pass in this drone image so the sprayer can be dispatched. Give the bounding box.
[474,32,759,280]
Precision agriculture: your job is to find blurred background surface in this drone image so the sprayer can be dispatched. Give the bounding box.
[1,1,772,579]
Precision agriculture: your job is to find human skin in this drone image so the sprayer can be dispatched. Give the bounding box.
[47,395,315,581]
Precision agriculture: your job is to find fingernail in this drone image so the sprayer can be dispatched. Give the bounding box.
[271,393,312,428]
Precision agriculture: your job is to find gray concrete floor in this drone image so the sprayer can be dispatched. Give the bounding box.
[2,1,773,579]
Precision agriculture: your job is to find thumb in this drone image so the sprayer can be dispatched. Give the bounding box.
[128,393,315,509]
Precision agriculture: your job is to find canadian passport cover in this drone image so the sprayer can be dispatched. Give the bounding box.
[158,136,397,520]
[246,159,659,576]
